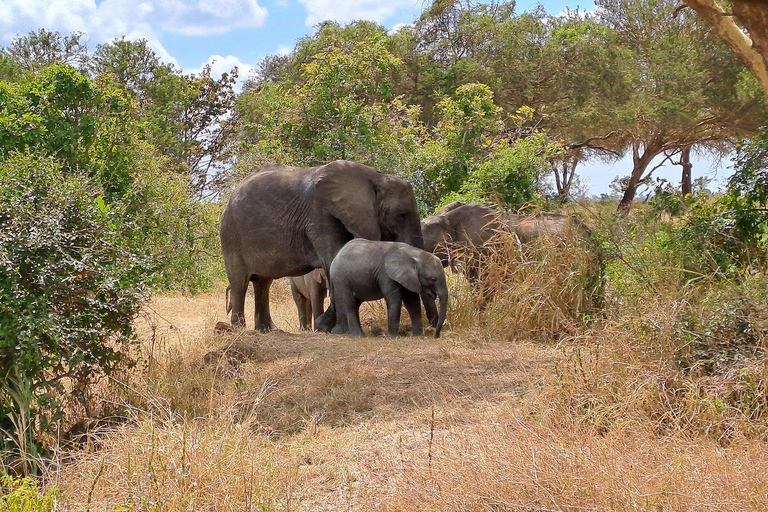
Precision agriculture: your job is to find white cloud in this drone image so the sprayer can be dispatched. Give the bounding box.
[188,54,257,92]
[388,22,411,35]
[0,0,268,45]
[297,0,416,26]
[275,44,292,56]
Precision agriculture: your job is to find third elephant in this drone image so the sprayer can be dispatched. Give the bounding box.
[289,269,327,330]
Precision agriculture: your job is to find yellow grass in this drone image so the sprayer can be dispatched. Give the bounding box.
[49,278,768,511]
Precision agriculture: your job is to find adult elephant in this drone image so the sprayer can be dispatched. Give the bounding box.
[420,202,591,325]
[220,160,423,331]
[421,202,521,273]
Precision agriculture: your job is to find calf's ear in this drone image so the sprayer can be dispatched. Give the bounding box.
[384,248,422,293]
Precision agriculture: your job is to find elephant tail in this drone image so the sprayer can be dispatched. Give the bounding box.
[225,285,232,313]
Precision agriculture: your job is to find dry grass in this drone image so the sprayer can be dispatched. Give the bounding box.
[446,225,602,340]
[48,267,768,511]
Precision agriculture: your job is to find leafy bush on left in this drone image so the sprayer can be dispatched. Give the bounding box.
[0,153,150,472]
[0,65,222,472]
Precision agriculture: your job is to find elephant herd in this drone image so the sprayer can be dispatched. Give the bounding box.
[220,160,588,338]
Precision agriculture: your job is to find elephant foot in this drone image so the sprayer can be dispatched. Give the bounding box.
[256,322,282,333]
[315,309,337,333]
[331,324,349,335]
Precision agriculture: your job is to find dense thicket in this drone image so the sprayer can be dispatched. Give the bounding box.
[0,32,225,473]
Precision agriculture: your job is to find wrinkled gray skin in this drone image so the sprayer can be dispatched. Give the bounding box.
[220,160,423,331]
[323,239,448,338]
[512,212,587,243]
[289,269,327,330]
[421,202,521,271]
[420,202,588,326]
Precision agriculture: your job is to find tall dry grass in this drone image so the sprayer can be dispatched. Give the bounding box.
[447,219,602,340]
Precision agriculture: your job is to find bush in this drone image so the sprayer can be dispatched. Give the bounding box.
[545,207,768,441]
[0,475,57,512]
[0,153,152,473]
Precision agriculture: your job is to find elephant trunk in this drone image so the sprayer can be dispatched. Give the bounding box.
[422,294,439,328]
[434,287,448,338]
[399,220,424,250]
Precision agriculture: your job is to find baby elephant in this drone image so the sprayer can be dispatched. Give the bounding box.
[329,239,448,338]
[289,269,327,330]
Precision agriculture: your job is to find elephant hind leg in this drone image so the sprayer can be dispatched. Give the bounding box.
[290,280,310,330]
[310,283,327,330]
[252,277,275,332]
[227,275,249,329]
[303,299,313,331]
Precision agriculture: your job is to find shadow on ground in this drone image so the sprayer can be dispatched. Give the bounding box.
[201,329,555,436]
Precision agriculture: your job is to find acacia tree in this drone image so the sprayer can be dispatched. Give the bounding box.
[683,0,768,95]
[598,0,754,212]
[538,13,633,200]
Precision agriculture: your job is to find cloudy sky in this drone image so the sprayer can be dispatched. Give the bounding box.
[0,0,731,194]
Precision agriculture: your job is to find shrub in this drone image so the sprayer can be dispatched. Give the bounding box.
[0,153,151,473]
[0,475,57,512]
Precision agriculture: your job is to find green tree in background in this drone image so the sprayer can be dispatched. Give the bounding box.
[92,38,238,197]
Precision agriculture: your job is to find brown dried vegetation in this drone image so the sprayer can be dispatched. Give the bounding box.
[48,223,768,511]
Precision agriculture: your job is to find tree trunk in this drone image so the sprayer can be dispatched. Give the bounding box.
[554,156,578,202]
[680,145,693,196]
[617,142,663,214]
[684,0,768,95]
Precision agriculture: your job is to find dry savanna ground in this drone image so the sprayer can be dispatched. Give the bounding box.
[52,279,768,511]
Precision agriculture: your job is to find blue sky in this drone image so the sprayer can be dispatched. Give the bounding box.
[0,0,733,194]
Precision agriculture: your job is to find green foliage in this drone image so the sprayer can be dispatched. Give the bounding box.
[0,153,150,472]
[413,84,515,209]
[731,127,768,206]
[93,38,239,196]
[443,129,559,210]
[0,52,223,473]
[0,29,88,74]
[0,65,136,198]
[0,475,57,512]
[677,273,768,375]
[235,21,421,182]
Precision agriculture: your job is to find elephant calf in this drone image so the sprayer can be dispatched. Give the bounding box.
[288,269,327,330]
[326,239,448,338]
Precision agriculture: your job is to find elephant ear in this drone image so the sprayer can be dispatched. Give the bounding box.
[385,248,422,293]
[312,268,326,284]
[316,161,381,241]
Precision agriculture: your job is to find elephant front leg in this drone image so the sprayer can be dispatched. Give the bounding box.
[384,289,403,337]
[334,290,362,336]
[403,290,424,336]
